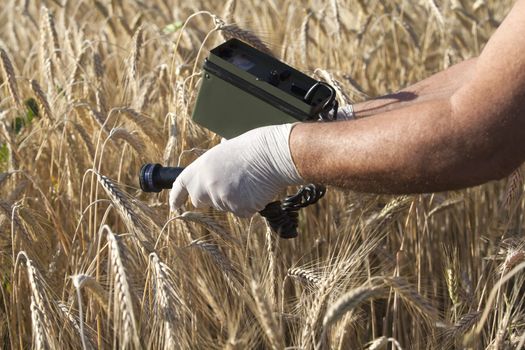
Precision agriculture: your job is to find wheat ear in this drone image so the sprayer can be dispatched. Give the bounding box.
[105,226,141,349]
[250,281,285,350]
[109,128,146,156]
[213,16,272,55]
[189,239,238,282]
[42,6,60,59]
[96,173,154,248]
[367,336,404,350]
[67,47,87,102]
[30,79,54,121]
[177,211,238,245]
[17,251,58,349]
[149,253,182,348]
[382,276,438,321]
[116,107,161,142]
[30,296,47,350]
[0,48,21,107]
[442,311,481,339]
[287,267,321,287]
[129,25,144,82]
[322,285,383,329]
[504,167,523,210]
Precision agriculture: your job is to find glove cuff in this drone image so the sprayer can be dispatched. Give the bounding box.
[264,123,305,186]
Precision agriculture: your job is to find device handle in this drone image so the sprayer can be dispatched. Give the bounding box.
[139,163,299,238]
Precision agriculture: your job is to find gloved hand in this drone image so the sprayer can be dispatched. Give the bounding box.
[169,123,305,217]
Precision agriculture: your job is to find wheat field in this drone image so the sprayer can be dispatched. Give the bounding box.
[0,0,524,349]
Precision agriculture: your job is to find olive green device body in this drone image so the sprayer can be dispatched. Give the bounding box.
[191,39,331,139]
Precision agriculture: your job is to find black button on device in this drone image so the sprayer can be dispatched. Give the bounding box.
[267,70,280,86]
[279,69,291,81]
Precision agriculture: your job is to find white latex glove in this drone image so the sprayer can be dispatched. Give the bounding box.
[169,123,304,217]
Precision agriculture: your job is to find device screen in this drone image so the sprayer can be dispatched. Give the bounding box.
[228,54,255,71]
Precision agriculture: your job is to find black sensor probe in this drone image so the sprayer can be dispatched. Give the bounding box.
[138,163,324,238]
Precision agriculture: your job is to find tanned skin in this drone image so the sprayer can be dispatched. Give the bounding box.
[290,0,525,194]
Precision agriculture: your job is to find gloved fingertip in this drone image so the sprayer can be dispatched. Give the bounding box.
[169,177,188,211]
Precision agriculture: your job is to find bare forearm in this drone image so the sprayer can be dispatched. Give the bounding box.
[353,58,477,118]
[291,97,514,194]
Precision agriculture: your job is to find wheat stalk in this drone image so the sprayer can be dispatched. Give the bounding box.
[58,303,95,350]
[213,16,272,55]
[138,69,158,111]
[67,47,87,101]
[72,274,109,312]
[250,281,284,350]
[222,0,236,23]
[329,0,342,38]
[287,267,321,287]
[42,6,60,59]
[504,167,523,210]
[1,200,30,245]
[177,211,238,245]
[72,122,95,157]
[428,0,445,27]
[443,311,481,339]
[93,51,104,85]
[116,107,161,142]
[0,48,21,107]
[189,239,238,285]
[16,251,59,349]
[109,128,146,156]
[129,25,144,82]
[382,276,439,321]
[322,285,383,329]
[30,295,47,350]
[367,336,404,350]
[96,172,154,248]
[88,105,107,129]
[445,266,461,306]
[299,13,310,66]
[30,79,54,121]
[501,249,525,273]
[149,253,183,348]
[106,226,141,349]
